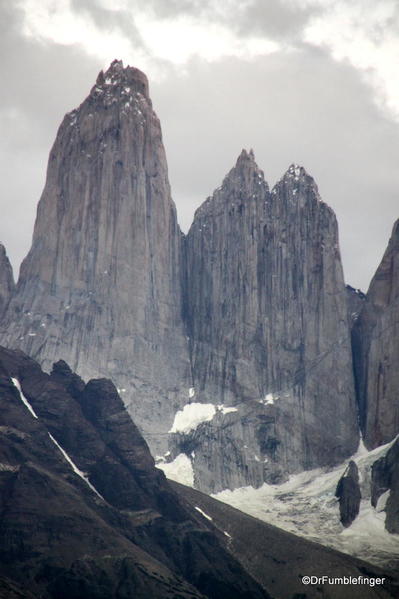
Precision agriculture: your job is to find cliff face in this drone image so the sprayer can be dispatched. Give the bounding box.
[179,153,358,491]
[352,220,399,448]
[0,61,191,454]
[0,63,366,494]
[0,244,14,318]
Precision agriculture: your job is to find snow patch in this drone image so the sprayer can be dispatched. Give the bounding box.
[48,433,104,500]
[189,387,195,398]
[212,438,399,568]
[259,393,279,405]
[376,490,390,512]
[157,453,194,487]
[169,403,215,434]
[195,506,213,521]
[217,404,238,415]
[12,378,38,419]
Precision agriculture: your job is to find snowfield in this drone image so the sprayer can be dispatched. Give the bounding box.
[212,437,399,568]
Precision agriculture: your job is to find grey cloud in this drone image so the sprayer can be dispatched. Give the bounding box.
[0,3,103,277]
[229,0,319,42]
[151,48,399,290]
[0,2,398,292]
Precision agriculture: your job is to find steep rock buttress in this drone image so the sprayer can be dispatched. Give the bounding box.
[0,61,191,454]
[178,153,359,491]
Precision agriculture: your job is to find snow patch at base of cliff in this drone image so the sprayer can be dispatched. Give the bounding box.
[212,438,399,569]
[157,453,194,487]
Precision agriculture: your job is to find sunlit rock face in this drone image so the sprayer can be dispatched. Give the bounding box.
[181,153,359,491]
[0,61,191,454]
[353,219,399,449]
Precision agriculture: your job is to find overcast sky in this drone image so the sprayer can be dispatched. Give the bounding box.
[1,0,398,290]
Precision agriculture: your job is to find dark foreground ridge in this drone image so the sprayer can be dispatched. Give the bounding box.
[0,346,268,599]
[172,481,399,599]
[1,345,398,599]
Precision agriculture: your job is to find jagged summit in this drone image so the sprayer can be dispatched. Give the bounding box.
[191,149,268,222]
[222,148,267,192]
[93,59,149,98]
[235,148,256,164]
[271,162,322,203]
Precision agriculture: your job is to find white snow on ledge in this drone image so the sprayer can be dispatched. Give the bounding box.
[169,403,216,434]
[169,402,238,434]
[217,405,238,415]
[157,453,194,487]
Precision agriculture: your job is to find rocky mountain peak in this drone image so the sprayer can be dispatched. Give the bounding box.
[274,163,321,201]
[226,147,267,189]
[0,61,191,457]
[93,59,149,99]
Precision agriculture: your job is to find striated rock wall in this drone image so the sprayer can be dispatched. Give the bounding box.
[352,219,399,449]
[0,244,14,319]
[180,152,359,491]
[0,61,191,454]
[0,62,366,493]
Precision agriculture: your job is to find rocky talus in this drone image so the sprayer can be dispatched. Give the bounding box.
[177,152,358,491]
[352,219,399,448]
[0,61,191,455]
[0,244,14,318]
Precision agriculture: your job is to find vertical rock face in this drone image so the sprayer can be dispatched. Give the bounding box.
[0,61,190,453]
[0,244,14,318]
[371,438,399,534]
[181,152,358,491]
[352,219,399,449]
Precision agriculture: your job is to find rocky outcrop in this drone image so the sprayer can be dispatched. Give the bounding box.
[371,438,399,534]
[0,61,191,455]
[0,244,14,318]
[179,153,358,491]
[0,345,268,599]
[352,219,399,449]
[336,460,361,527]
